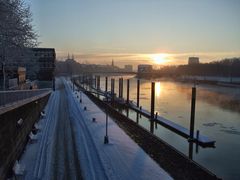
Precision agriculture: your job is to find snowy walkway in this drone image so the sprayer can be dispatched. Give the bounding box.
[18,78,172,180]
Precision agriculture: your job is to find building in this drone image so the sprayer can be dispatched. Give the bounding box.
[0,48,55,89]
[124,65,133,72]
[18,67,26,84]
[137,64,153,73]
[31,48,56,81]
[1,48,55,81]
[188,57,199,65]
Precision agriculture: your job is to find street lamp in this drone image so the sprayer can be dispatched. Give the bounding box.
[104,113,109,144]
[80,91,82,103]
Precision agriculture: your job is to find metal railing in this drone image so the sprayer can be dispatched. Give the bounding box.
[0,89,51,107]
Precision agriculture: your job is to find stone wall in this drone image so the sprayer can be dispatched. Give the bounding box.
[0,94,50,179]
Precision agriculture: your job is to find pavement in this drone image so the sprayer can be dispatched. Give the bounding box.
[16,77,172,180]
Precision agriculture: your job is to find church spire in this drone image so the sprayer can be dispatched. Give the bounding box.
[111,59,114,67]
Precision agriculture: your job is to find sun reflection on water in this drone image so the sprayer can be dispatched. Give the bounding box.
[155,82,161,97]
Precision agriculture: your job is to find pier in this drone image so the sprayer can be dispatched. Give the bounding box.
[73,75,216,148]
[73,76,219,179]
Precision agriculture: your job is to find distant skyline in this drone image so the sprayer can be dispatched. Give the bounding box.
[25,0,240,67]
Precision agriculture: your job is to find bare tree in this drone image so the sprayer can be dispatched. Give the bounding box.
[0,0,38,89]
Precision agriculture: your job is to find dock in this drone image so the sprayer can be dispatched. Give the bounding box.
[127,101,215,147]
[75,77,216,148]
[73,79,220,180]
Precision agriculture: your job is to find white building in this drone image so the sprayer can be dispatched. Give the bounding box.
[137,64,153,73]
[188,57,199,65]
[124,65,133,72]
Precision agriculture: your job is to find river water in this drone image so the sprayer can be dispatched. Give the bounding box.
[97,76,240,179]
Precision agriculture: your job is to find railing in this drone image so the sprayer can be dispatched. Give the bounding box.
[0,89,51,107]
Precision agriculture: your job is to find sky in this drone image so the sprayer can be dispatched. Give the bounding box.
[25,0,240,67]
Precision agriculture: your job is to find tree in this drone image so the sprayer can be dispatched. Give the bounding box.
[0,0,38,89]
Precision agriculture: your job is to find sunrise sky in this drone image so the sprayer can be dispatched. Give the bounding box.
[24,0,240,68]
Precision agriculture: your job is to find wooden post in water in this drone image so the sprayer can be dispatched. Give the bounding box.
[140,106,142,118]
[119,78,121,98]
[188,142,193,160]
[105,77,108,92]
[188,87,196,160]
[127,79,130,104]
[120,78,123,98]
[111,78,113,95]
[82,75,84,89]
[196,130,200,154]
[151,82,155,119]
[189,87,196,140]
[137,79,140,107]
[110,78,112,102]
[126,108,129,118]
[96,76,99,90]
[111,79,115,104]
[89,76,92,89]
[136,112,139,124]
[155,112,158,129]
[97,76,100,90]
[150,82,155,133]
[113,78,115,103]
[99,76,101,90]
[92,75,94,90]
[94,75,97,88]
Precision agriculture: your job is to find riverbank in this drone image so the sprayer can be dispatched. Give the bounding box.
[137,75,240,88]
[74,80,220,180]
[17,78,172,180]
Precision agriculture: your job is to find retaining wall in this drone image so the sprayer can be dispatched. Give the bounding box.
[0,94,50,179]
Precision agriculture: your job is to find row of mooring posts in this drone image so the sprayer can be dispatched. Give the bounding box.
[81,76,196,137]
[78,75,197,142]
[75,75,199,159]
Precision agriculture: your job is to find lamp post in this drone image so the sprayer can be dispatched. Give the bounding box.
[80,91,82,103]
[104,113,109,144]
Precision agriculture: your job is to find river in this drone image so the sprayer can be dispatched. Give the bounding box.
[96,76,240,179]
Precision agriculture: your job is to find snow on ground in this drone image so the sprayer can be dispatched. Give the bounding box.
[65,79,172,180]
[17,87,60,180]
[17,78,172,180]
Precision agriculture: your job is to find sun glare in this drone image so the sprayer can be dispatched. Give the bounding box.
[155,82,161,97]
[150,53,169,64]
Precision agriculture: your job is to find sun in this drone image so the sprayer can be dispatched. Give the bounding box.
[150,53,169,64]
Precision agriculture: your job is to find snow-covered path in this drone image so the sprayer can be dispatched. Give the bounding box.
[45,80,82,179]
[18,78,172,180]
[64,79,172,180]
